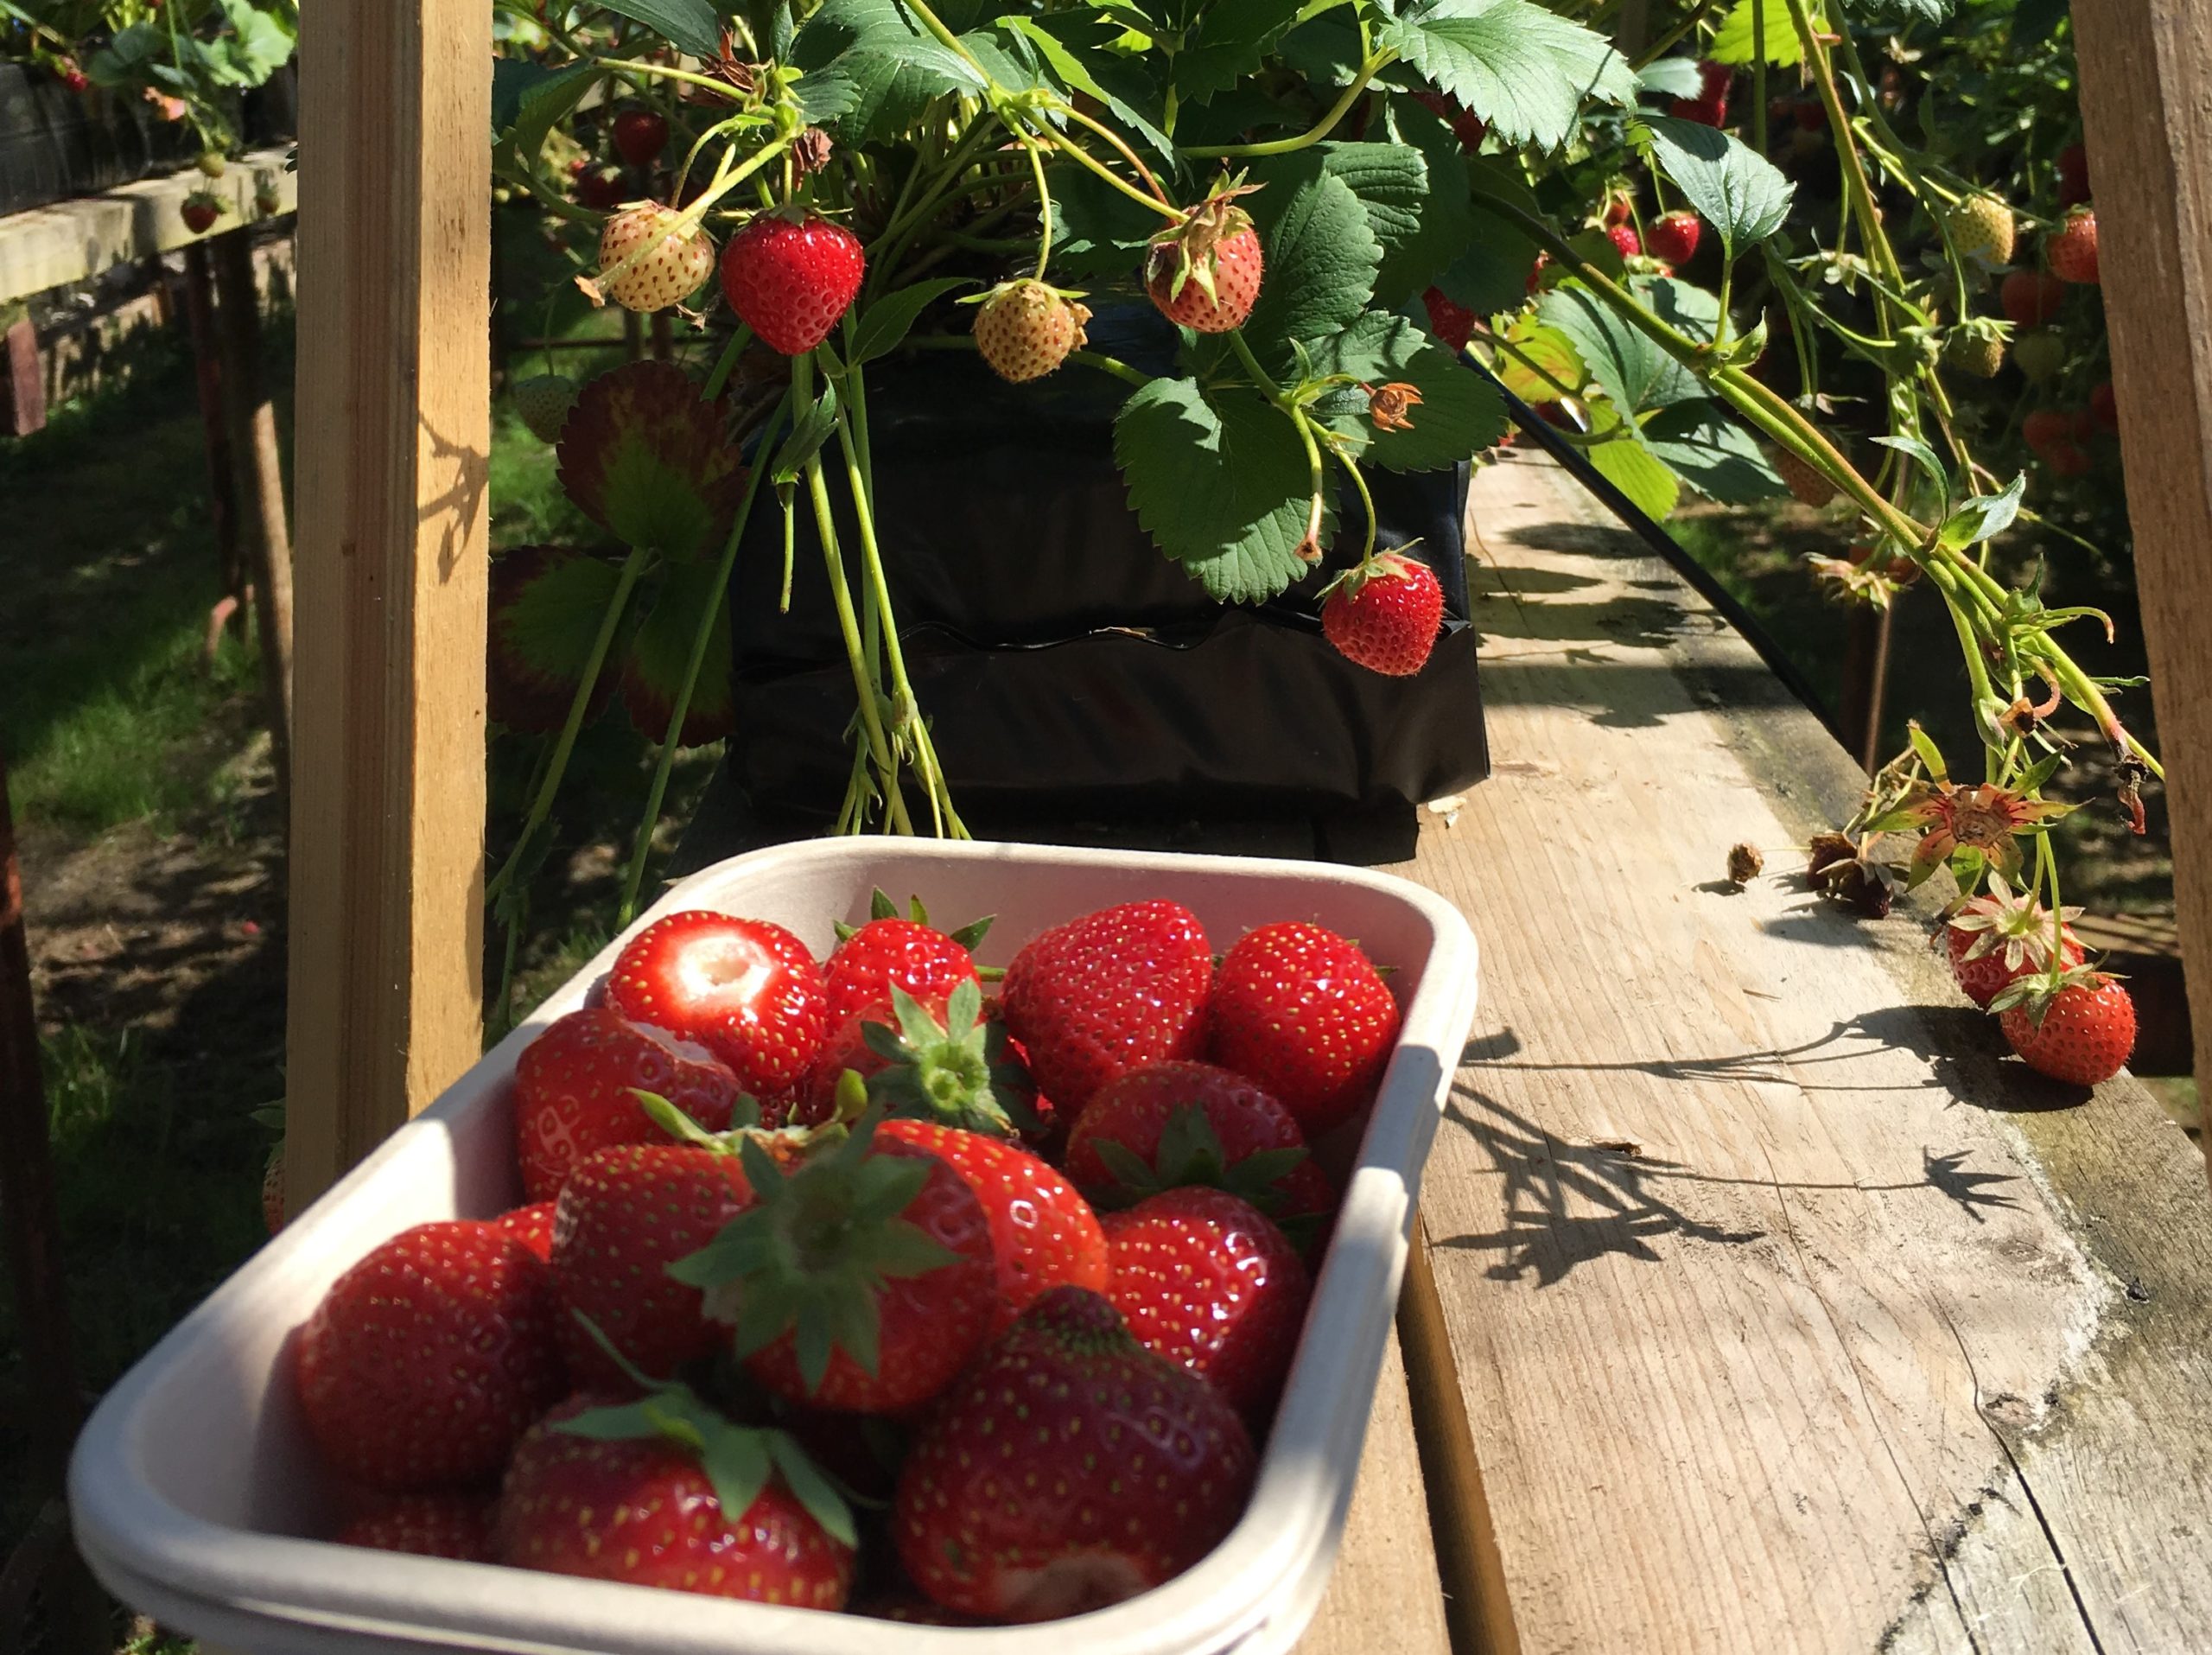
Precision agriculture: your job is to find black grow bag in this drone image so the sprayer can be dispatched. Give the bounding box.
[714,311,1487,840]
[0,65,194,217]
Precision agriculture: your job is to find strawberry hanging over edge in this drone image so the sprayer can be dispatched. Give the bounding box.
[1942,874,2084,1009]
[893,1286,1256,1621]
[1992,965,2135,1085]
[495,1384,856,1607]
[1319,551,1446,677]
[720,209,866,355]
[1144,185,1265,334]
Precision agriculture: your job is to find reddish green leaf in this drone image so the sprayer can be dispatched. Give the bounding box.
[557,361,749,558]
[487,546,623,734]
[620,559,734,747]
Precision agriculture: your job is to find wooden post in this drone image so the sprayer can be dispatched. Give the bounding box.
[180,242,247,631]
[2074,2,2212,1181]
[2,315,43,437]
[285,0,493,1210]
[211,227,295,815]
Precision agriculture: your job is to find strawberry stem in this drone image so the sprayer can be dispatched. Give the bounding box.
[1181,50,1395,159]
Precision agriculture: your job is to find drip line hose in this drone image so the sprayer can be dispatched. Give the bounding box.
[1466,357,1848,748]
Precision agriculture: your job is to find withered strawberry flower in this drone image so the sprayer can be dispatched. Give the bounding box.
[1359,382,1422,431]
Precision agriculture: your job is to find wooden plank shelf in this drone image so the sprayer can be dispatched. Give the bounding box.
[1336,453,2212,1655]
[0,144,296,309]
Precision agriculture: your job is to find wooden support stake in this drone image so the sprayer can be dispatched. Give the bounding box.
[211,227,296,818]
[181,242,246,625]
[2,315,43,437]
[2074,3,2212,1181]
[286,0,493,1211]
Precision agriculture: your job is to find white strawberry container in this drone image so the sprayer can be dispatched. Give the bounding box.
[70,837,1478,1655]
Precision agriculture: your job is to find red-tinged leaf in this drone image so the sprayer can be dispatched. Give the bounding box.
[557,361,749,558]
[488,546,623,733]
[621,559,734,747]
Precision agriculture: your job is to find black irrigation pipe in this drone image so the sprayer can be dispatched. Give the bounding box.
[1468,356,1850,748]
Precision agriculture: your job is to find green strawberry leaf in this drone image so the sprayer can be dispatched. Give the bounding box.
[765,1432,859,1549]
[1000,14,1173,156]
[1939,474,2027,551]
[1167,0,1306,105]
[1707,0,1805,66]
[619,559,735,747]
[1490,315,1585,401]
[594,0,724,57]
[772,380,841,486]
[1636,56,1705,99]
[1638,400,1786,504]
[1308,310,1506,471]
[493,60,600,173]
[1635,117,1794,252]
[1310,143,1435,308]
[869,888,900,920]
[1115,378,1326,602]
[1376,0,1637,150]
[1437,153,1541,314]
[697,1422,774,1526]
[1586,398,1681,519]
[1537,279,1705,415]
[847,277,970,368]
[487,547,623,733]
[559,362,750,559]
[1046,158,1158,281]
[948,915,994,950]
[1387,100,1478,307]
[1241,169,1380,371]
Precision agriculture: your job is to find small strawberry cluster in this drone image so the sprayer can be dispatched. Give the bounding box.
[292,894,1402,1624]
[1940,875,2133,1086]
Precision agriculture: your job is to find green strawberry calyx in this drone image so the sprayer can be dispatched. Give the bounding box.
[1089,1104,1308,1213]
[557,1316,856,1546]
[860,980,1038,1136]
[665,1111,963,1396]
[1987,962,2120,1026]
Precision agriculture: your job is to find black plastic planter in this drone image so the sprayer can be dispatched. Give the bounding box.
[709,313,1489,851]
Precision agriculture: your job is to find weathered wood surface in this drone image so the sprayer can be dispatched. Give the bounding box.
[2075,2,2212,1146]
[1395,454,2212,1653]
[1296,1327,1452,1655]
[0,145,296,308]
[284,1,492,1209]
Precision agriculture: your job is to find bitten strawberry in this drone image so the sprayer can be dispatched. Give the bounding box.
[497,1391,855,1607]
[593,205,714,312]
[973,279,1091,383]
[999,901,1214,1115]
[2046,207,2099,285]
[511,374,578,443]
[824,898,984,1028]
[1647,210,1702,266]
[1065,1060,1334,1243]
[336,1496,495,1562]
[294,1220,565,1491]
[496,1200,558,1261]
[880,1117,1108,1330]
[514,1008,740,1201]
[1999,269,2065,328]
[1320,551,1444,677]
[611,107,668,167]
[1994,968,2134,1085]
[1145,190,1264,334]
[670,1122,996,1413]
[1943,875,2084,1009]
[1421,287,1475,352]
[1210,922,1400,1136]
[1101,1187,1311,1416]
[720,212,865,354]
[550,1143,754,1386]
[894,1288,1255,1621]
[606,910,828,1095]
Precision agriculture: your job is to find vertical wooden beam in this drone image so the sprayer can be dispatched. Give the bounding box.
[2073,3,2212,1181]
[2,316,43,437]
[180,243,246,627]
[286,0,492,1210]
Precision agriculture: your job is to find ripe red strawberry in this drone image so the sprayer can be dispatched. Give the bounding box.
[496,1200,558,1261]
[572,162,627,210]
[496,1391,855,1606]
[2022,407,2082,461]
[594,204,714,312]
[550,1143,754,1386]
[611,107,668,167]
[1412,90,1485,151]
[1994,968,2135,1085]
[2056,141,2091,209]
[879,1117,1107,1330]
[1065,1060,1335,1244]
[1943,876,2084,1009]
[606,910,827,1095]
[1602,193,1634,227]
[894,1288,1255,1620]
[1320,551,1444,677]
[1669,61,1731,127]
[1145,193,1264,334]
[1647,210,1701,265]
[825,901,982,1028]
[1421,286,1475,352]
[1210,922,1400,1136]
[671,1123,997,1413]
[180,191,224,234]
[1606,222,1642,260]
[513,1007,740,1201]
[795,981,1034,1135]
[294,1220,565,1491]
[2046,207,2099,285]
[1101,1187,1310,1416]
[999,900,1213,1115]
[1999,269,2066,328]
[336,1495,494,1562]
[720,212,865,355]
[973,279,1090,383]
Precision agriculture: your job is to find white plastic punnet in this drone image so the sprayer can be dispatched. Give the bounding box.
[72,837,1478,1655]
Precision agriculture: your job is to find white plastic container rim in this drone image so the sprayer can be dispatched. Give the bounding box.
[71,837,1480,1655]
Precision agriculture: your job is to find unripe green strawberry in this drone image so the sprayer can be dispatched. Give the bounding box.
[2012,329,2066,385]
[1943,193,2014,267]
[1942,321,2008,379]
[512,374,579,443]
[197,151,227,178]
[594,205,714,313]
[973,280,1090,383]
